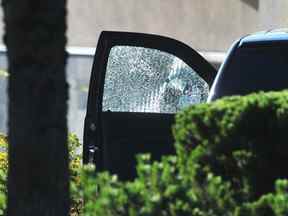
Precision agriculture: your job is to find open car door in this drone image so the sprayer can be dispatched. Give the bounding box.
[84,31,216,180]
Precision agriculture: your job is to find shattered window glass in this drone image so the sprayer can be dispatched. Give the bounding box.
[103,46,209,113]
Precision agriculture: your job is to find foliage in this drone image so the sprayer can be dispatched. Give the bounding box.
[0,135,7,215]
[0,133,82,216]
[81,158,288,216]
[81,155,238,216]
[69,134,83,215]
[80,90,288,215]
[1,91,288,215]
[174,91,288,199]
[0,70,8,78]
[235,179,288,216]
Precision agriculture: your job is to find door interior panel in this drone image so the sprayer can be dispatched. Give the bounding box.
[101,112,175,180]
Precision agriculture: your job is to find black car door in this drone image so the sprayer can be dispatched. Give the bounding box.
[83,31,216,180]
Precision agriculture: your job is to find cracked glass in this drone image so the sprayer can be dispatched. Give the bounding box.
[103,46,209,113]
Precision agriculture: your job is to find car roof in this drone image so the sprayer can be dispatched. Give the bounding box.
[239,29,288,46]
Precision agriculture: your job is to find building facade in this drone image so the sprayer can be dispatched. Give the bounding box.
[0,0,287,138]
[66,0,288,51]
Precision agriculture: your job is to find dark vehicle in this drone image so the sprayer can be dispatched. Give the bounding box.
[84,29,288,180]
[208,29,288,101]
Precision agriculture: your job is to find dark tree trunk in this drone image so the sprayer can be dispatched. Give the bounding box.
[2,0,69,215]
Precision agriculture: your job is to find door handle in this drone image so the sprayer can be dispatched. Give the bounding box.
[88,145,98,164]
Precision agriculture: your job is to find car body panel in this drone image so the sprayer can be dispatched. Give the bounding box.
[208,30,288,101]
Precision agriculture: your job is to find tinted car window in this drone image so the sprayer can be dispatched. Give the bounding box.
[209,46,288,100]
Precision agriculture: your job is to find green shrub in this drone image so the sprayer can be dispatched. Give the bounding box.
[235,179,288,216]
[81,155,240,216]
[0,135,7,215]
[174,91,288,199]
[81,90,288,215]
[68,134,83,215]
[81,159,288,216]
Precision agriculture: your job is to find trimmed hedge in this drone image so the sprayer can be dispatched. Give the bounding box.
[174,91,288,199]
[80,90,288,215]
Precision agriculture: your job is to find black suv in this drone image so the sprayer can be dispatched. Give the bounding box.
[84,30,288,179]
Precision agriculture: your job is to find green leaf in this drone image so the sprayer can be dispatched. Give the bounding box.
[0,70,8,78]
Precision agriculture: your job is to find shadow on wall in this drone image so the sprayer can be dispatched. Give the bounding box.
[242,0,259,10]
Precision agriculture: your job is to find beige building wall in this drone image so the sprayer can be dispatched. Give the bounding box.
[0,1,286,52]
[0,0,287,137]
[67,0,288,52]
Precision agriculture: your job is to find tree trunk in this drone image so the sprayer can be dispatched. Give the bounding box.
[2,0,69,215]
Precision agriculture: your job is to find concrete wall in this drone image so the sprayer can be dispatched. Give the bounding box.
[0,0,287,138]
[67,0,288,51]
[0,1,286,51]
[0,50,94,139]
